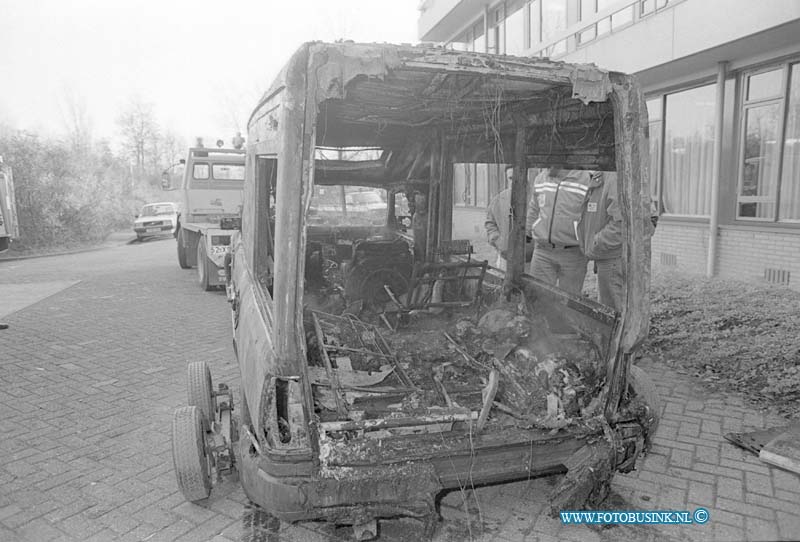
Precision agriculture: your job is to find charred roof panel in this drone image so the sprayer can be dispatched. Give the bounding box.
[248,43,621,185]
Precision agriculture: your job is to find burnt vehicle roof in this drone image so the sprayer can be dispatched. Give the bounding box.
[246,39,651,359]
[250,42,623,188]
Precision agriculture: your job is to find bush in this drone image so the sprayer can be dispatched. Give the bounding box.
[0,131,146,249]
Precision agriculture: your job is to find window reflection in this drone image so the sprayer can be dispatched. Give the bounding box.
[528,0,541,47]
[541,0,567,56]
[779,64,800,221]
[472,20,485,53]
[505,1,526,55]
[737,65,798,221]
[647,98,663,213]
[747,69,783,101]
[663,85,716,216]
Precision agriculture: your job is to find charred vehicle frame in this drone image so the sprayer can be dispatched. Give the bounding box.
[170,42,658,539]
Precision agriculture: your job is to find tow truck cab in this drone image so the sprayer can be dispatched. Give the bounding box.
[170,147,245,290]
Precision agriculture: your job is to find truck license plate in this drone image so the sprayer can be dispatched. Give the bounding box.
[146,228,160,233]
[210,245,229,255]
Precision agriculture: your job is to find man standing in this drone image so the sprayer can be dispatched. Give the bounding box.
[526,168,592,295]
[578,172,624,312]
[484,168,513,271]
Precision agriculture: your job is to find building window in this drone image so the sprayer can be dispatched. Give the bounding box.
[579,0,597,43]
[659,84,716,217]
[780,64,800,221]
[449,38,470,52]
[448,27,472,51]
[453,163,508,207]
[472,20,486,53]
[488,6,505,55]
[640,0,670,17]
[541,0,567,56]
[506,0,526,56]
[579,0,635,45]
[647,97,664,214]
[454,164,475,207]
[737,63,800,222]
[527,0,541,49]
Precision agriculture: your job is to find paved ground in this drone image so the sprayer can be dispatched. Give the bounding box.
[0,237,798,542]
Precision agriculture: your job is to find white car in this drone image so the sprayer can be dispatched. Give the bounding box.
[133,202,179,241]
[345,190,386,212]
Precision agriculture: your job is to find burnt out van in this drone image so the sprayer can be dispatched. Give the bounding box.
[171,42,659,540]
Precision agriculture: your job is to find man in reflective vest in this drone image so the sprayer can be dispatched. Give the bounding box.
[526,169,592,295]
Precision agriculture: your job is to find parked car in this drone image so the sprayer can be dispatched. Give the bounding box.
[345,189,387,211]
[133,202,179,241]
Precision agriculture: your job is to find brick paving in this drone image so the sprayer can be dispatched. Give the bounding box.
[0,239,798,541]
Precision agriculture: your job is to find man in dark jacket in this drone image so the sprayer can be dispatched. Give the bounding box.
[578,172,624,311]
[484,168,513,271]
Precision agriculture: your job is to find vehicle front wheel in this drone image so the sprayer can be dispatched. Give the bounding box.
[172,406,212,502]
[197,238,213,291]
[177,228,191,269]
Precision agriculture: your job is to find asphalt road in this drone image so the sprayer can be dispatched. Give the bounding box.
[0,236,705,542]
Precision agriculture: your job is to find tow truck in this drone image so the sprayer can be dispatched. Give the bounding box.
[163,143,245,291]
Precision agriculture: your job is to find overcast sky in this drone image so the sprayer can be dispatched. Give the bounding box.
[0,0,420,145]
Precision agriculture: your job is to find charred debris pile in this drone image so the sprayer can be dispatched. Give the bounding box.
[303,287,608,434]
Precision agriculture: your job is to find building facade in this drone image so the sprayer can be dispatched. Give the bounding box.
[418,0,800,288]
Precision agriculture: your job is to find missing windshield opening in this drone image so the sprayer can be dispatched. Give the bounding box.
[275,379,292,444]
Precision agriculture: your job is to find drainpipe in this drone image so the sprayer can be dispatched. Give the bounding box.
[706,61,727,277]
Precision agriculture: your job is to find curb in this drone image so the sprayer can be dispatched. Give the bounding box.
[0,233,135,262]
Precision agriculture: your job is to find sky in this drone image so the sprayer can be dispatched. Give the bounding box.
[0,0,420,146]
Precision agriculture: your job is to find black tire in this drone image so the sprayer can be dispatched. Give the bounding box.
[187,361,215,429]
[172,406,211,502]
[197,238,213,291]
[136,234,145,242]
[177,228,191,269]
[629,365,661,442]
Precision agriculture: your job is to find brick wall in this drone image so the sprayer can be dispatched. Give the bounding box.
[651,221,800,290]
[457,211,800,289]
[650,221,709,276]
[717,227,800,288]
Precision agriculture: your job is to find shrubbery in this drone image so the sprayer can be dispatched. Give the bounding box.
[0,130,164,250]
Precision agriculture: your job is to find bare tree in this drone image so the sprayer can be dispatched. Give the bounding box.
[117,96,160,184]
[213,82,259,139]
[161,129,185,168]
[58,84,93,155]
